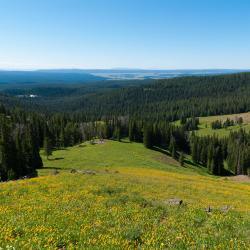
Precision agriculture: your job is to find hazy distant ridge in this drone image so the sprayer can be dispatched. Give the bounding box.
[0,69,249,83]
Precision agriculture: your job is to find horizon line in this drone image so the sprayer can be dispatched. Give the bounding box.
[1,67,250,72]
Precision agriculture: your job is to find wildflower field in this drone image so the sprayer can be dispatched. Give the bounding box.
[0,141,249,249]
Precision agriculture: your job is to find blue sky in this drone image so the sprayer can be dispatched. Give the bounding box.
[1,0,250,69]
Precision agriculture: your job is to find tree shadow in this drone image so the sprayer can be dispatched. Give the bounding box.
[49,157,64,161]
[56,148,68,151]
[183,158,205,169]
[221,168,234,176]
[147,146,234,176]
[152,146,169,155]
[42,167,62,170]
[152,145,182,158]
[119,140,131,143]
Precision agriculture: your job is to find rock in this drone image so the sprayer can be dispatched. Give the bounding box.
[20,172,37,179]
[204,206,213,213]
[220,205,231,213]
[83,170,96,175]
[51,170,59,175]
[204,205,232,214]
[167,198,183,205]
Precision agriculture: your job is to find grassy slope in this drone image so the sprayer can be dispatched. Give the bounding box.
[40,140,208,176]
[0,140,249,249]
[196,112,250,137]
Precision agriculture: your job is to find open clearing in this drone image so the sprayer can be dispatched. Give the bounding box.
[40,140,207,176]
[0,140,249,249]
[174,111,250,137]
[192,112,250,137]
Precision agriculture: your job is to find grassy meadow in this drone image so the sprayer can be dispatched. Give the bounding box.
[40,140,208,176]
[196,112,250,137]
[0,140,249,249]
[174,111,250,137]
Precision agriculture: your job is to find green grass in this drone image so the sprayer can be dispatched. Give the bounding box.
[40,139,209,176]
[175,112,250,137]
[0,140,249,249]
[196,113,250,137]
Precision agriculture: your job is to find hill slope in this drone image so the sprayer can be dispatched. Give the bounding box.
[0,140,249,249]
[40,140,206,176]
[49,72,250,119]
[2,72,250,118]
[173,111,250,137]
[196,112,250,137]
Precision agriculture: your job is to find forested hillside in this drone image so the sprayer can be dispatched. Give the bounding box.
[72,72,250,121]
[2,73,250,121]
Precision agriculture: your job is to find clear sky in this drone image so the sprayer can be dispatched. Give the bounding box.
[1,0,250,69]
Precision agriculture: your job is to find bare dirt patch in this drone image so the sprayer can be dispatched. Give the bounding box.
[226,175,250,183]
[155,155,180,167]
[89,139,106,145]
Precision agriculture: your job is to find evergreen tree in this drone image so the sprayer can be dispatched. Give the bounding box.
[212,145,224,175]
[169,136,177,159]
[190,137,199,163]
[113,126,121,141]
[143,126,153,149]
[179,152,184,166]
[59,128,65,148]
[129,121,135,142]
[43,137,52,160]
